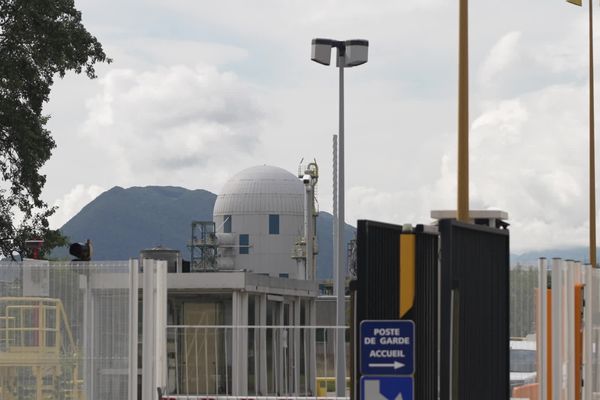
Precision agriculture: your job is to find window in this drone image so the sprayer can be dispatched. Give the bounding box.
[269,214,280,235]
[224,215,232,233]
[510,349,536,373]
[279,273,289,278]
[239,234,249,254]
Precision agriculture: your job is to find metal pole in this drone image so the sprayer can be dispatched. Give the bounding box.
[538,258,547,400]
[567,261,575,400]
[457,0,469,222]
[306,182,314,280]
[335,49,347,399]
[589,0,597,267]
[584,264,593,400]
[128,259,139,400]
[552,258,562,400]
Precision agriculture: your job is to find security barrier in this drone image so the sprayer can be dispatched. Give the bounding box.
[439,219,510,400]
[354,221,438,400]
[0,261,135,400]
[162,325,348,398]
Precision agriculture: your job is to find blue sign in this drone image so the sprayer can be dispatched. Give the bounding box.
[360,376,413,400]
[360,320,414,376]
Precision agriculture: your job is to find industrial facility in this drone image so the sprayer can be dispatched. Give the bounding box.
[0,163,343,400]
[0,163,595,400]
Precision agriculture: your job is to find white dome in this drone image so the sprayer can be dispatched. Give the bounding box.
[214,165,304,216]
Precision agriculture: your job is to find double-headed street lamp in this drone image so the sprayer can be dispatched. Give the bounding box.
[311,38,368,397]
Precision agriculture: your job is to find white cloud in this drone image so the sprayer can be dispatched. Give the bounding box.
[472,98,528,147]
[38,0,600,256]
[49,185,105,229]
[82,64,265,186]
[344,81,589,254]
[470,83,587,252]
[479,31,522,86]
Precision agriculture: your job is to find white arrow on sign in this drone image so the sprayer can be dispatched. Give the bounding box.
[368,361,405,369]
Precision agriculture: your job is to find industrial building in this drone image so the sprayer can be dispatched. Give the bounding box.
[0,164,339,400]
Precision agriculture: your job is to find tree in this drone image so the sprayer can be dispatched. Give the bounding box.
[0,0,110,259]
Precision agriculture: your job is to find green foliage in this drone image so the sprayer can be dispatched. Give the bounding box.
[0,0,110,258]
[510,264,539,338]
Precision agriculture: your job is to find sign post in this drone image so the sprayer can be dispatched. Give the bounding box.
[359,320,415,399]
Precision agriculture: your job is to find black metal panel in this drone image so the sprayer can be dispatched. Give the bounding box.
[414,226,438,400]
[439,219,509,400]
[354,220,438,400]
[356,220,401,324]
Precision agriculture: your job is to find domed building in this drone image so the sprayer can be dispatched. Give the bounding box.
[213,165,305,278]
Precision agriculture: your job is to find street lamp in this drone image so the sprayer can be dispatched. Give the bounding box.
[311,37,368,398]
[565,0,597,267]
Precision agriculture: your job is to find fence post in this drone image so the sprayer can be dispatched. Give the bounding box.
[538,258,547,400]
[294,298,301,395]
[259,294,268,395]
[567,260,575,400]
[155,261,167,393]
[128,259,139,400]
[142,259,155,400]
[584,264,593,400]
[552,258,562,400]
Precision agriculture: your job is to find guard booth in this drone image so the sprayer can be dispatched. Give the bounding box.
[353,212,509,400]
[353,221,438,400]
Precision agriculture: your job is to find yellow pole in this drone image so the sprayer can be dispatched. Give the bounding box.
[589,0,597,267]
[565,0,595,264]
[458,0,469,222]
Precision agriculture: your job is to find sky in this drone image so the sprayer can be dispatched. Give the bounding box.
[40,0,600,254]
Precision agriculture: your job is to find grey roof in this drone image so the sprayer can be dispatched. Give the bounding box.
[214,165,304,216]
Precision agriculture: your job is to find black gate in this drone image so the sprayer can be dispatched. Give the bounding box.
[354,220,438,400]
[439,219,509,400]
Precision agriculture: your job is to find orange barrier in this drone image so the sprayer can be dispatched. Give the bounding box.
[512,383,539,400]
[535,284,584,400]
[536,288,553,399]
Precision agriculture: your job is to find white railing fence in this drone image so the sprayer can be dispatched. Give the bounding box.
[162,325,349,399]
[513,258,600,400]
[0,260,135,400]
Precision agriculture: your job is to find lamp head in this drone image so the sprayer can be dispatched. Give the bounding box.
[344,39,369,67]
[311,38,333,65]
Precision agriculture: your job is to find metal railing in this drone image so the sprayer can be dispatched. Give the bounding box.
[0,261,134,400]
[163,325,350,399]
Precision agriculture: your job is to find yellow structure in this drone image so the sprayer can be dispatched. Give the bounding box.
[0,297,83,400]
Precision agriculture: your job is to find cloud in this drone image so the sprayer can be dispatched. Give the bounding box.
[346,81,589,254]
[50,185,105,229]
[479,31,522,86]
[82,64,265,184]
[472,99,528,147]
[39,0,600,256]
[470,83,587,252]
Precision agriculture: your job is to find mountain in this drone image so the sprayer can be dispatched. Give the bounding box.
[57,186,356,280]
[315,211,356,280]
[58,185,592,274]
[57,186,216,260]
[510,247,594,266]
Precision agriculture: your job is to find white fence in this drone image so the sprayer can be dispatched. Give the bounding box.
[0,260,135,400]
[162,325,348,399]
[510,258,600,400]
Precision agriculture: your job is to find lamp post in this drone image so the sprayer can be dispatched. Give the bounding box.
[311,38,368,397]
[458,0,470,222]
[566,0,597,267]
